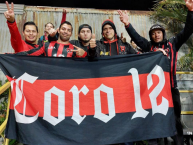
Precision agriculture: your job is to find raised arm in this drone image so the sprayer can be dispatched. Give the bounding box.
[172,0,193,51]
[4,1,24,52]
[61,9,67,24]
[117,10,151,52]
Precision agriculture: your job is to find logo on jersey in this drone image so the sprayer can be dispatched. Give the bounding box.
[67,48,72,53]
[120,46,126,52]
[100,51,109,56]
[67,48,73,57]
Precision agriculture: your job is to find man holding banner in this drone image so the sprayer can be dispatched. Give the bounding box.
[89,19,138,57]
[48,23,97,58]
[0,1,181,145]
[117,0,193,144]
[15,21,87,58]
[88,18,166,145]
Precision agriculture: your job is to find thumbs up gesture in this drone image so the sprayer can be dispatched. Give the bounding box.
[89,34,97,49]
[121,33,126,43]
[4,1,15,22]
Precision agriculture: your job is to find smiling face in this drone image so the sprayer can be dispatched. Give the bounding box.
[151,29,164,43]
[23,25,38,44]
[45,23,54,33]
[58,23,72,42]
[102,24,115,41]
[78,28,92,43]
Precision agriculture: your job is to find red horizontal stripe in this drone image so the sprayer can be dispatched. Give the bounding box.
[9,73,173,117]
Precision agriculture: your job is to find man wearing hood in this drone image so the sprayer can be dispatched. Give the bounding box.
[117,1,193,144]
[91,19,138,57]
[88,19,138,145]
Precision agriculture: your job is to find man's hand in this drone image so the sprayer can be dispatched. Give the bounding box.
[121,33,126,43]
[156,48,167,55]
[89,34,97,49]
[185,0,193,11]
[4,1,15,22]
[117,10,129,26]
[49,28,58,37]
[63,8,67,14]
[72,45,86,57]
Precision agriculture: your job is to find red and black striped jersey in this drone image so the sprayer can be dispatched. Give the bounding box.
[7,21,39,53]
[16,41,87,58]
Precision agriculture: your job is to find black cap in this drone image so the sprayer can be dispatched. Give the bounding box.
[102,19,117,35]
[149,24,166,42]
[78,24,92,34]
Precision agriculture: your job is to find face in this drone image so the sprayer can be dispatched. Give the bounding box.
[45,23,54,33]
[151,29,163,43]
[78,28,92,43]
[58,23,72,42]
[102,24,115,40]
[23,25,38,44]
[131,41,137,48]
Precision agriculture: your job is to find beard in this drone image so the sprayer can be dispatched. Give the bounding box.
[79,37,92,43]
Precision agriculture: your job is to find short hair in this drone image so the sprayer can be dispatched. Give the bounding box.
[59,21,73,32]
[23,21,38,33]
[45,22,55,28]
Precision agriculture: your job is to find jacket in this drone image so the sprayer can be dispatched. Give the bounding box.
[7,21,39,53]
[125,11,193,88]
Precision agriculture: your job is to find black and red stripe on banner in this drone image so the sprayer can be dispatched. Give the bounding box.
[0,52,175,145]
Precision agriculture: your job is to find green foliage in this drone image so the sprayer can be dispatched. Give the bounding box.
[0,80,18,145]
[0,80,9,125]
[151,0,187,24]
[8,139,18,145]
[150,0,193,70]
[178,53,193,71]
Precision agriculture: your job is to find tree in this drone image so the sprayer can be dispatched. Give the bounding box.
[150,0,193,70]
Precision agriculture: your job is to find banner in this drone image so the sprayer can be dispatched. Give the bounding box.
[0,52,175,145]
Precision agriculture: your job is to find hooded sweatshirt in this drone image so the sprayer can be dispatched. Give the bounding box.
[125,11,193,88]
[95,19,137,57]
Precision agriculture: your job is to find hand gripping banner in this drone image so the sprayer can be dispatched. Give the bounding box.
[0,52,175,145]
